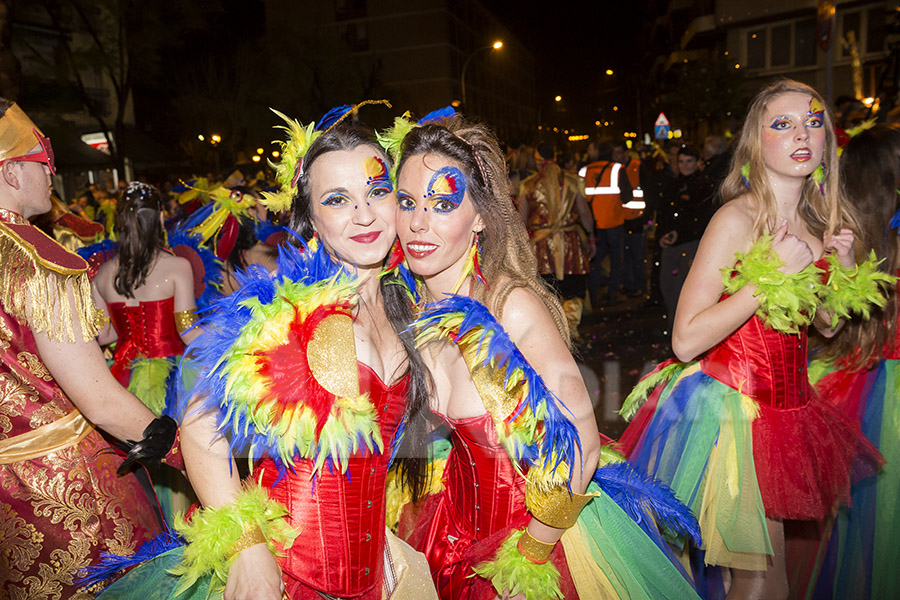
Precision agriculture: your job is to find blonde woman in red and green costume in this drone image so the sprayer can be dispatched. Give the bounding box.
[0,100,179,597]
[93,105,437,600]
[383,110,702,600]
[619,80,888,599]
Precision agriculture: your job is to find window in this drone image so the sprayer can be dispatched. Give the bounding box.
[795,19,816,66]
[867,6,885,53]
[771,24,791,66]
[747,29,766,69]
[841,11,861,57]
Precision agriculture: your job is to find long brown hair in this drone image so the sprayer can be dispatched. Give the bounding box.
[820,124,900,369]
[397,117,570,347]
[719,79,858,240]
[114,182,165,297]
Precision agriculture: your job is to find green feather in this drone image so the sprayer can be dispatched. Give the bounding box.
[169,484,297,595]
[619,361,685,421]
[807,358,834,386]
[723,234,822,334]
[376,114,417,184]
[127,357,176,417]
[472,529,563,600]
[819,252,895,328]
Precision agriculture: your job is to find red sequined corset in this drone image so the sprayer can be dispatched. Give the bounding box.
[701,315,809,409]
[256,363,409,597]
[433,411,528,541]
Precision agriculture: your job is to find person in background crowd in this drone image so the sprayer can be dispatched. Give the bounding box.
[657,143,717,318]
[613,140,649,298]
[580,140,632,306]
[519,142,594,341]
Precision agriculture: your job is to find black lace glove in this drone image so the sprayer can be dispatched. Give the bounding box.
[117,415,178,475]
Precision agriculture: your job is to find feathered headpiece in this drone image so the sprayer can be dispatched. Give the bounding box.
[260,100,392,214]
[376,106,457,183]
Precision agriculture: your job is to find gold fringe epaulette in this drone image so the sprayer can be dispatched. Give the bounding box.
[0,220,103,342]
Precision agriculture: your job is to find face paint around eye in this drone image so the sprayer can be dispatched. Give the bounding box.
[425,166,466,213]
[770,116,793,130]
[364,156,393,192]
[322,192,349,206]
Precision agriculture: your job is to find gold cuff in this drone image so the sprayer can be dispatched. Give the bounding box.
[516,529,556,564]
[526,482,599,529]
[229,524,267,558]
[174,309,198,334]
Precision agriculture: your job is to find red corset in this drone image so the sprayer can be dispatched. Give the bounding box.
[701,315,809,409]
[256,363,409,598]
[435,411,528,540]
[107,297,185,385]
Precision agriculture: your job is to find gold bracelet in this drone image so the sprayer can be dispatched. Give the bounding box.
[516,529,557,564]
[229,523,267,558]
[525,482,599,529]
[173,309,198,334]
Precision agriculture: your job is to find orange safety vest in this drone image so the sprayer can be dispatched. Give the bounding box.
[579,160,625,229]
[622,159,644,221]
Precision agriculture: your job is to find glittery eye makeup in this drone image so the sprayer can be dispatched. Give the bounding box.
[770,116,793,130]
[364,156,393,198]
[806,96,824,127]
[321,192,350,206]
[425,166,466,214]
[397,191,415,211]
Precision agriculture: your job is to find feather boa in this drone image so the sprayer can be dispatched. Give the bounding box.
[413,295,580,488]
[818,251,894,328]
[182,239,382,476]
[168,483,297,595]
[619,359,685,421]
[722,234,822,334]
[472,529,563,600]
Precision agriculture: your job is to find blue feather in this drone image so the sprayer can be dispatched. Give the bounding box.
[76,238,118,262]
[413,295,580,485]
[167,228,224,310]
[178,201,216,232]
[418,106,457,125]
[76,530,183,589]
[179,239,355,475]
[317,105,354,131]
[593,461,702,546]
[890,206,900,231]
[254,220,285,245]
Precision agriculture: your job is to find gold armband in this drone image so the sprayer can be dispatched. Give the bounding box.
[174,309,198,334]
[516,529,557,564]
[526,483,599,529]
[229,524,267,558]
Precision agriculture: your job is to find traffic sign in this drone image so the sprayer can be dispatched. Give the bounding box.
[655,124,670,140]
[655,112,670,127]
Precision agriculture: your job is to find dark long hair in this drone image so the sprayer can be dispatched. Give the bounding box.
[114,182,165,297]
[287,124,433,501]
[821,124,900,369]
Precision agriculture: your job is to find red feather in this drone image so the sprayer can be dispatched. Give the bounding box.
[256,302,353,436]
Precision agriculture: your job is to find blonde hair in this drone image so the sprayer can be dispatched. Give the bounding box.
[398,117,570,347]
[719,79,858,239]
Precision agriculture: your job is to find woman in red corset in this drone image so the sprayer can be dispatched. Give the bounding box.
[127,112,438,600]
[619,80,885,598]
[91,182,199,525]
[387,112,701,600]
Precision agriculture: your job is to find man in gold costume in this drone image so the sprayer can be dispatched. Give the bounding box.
[519,143,594,340]
[0,99,177,599]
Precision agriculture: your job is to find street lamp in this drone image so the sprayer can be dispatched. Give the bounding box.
[461,40,503,109]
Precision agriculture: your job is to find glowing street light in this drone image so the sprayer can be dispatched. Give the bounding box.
[198,134,205,141]
[272,150,280,158]
[252,155,261,162]
[605,69,614,76]
[256,147,264,154]
[211,134,222,144]
[461,40,504,108]
[555,95,562,102]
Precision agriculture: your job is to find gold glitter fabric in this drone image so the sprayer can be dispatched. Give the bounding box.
[308,312,359,399]
[228,524,268,558]
[0,104,43,162]
[0,295,162,599]
[525,483,600,529]
[0,211,103,343]
[173,309,198,334]
[516,529,557,563]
